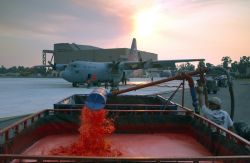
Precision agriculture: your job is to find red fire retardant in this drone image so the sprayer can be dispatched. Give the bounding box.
[50,107,121,156]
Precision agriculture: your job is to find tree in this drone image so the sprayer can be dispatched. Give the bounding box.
[8,66,18,73]
[221,56,232,69]
[198,60,206,69]
[0,65,7,74]
[0,65,49,76]
[238,56,250,75]
[231,61,238,72]
[206,63,214,68]
[178,62,195,72]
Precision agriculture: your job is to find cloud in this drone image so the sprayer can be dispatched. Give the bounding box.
[0,0,249,67]
[0,0,134,43]
[71,0,154,16]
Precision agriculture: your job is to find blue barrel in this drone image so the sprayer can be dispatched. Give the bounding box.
[85,88,108,110]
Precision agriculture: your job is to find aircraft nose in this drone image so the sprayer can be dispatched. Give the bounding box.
[61,70,71,82]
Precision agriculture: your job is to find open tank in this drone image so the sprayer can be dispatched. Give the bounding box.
[1,102,250,162]
[1,69,250,162]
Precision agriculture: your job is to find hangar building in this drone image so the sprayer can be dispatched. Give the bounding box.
[42,43,157,65]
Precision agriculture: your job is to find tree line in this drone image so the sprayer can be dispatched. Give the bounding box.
[177,56,250,78]
[1,55,249,78]
[0,65,49,77]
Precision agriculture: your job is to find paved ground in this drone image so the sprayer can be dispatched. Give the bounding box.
[164,79,250,125]
[1,78,249,128]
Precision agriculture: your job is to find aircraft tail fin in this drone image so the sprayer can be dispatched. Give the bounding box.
[130,38,137,55]
[128,38,142,62]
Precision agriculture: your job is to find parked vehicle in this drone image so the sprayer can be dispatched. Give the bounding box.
[206,76,219,94]
[217,75,228,87]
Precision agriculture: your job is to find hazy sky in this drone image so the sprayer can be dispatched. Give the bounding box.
[0,0,249,67]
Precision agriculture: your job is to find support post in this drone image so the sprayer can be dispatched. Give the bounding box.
[182,80,185,108]
[42,51,46,66]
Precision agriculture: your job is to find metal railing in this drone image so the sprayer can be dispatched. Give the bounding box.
[0,109,50,145]
[1,107,250,162]
[0,154,250,163]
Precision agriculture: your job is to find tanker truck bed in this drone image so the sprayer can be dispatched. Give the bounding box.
[1,94,250,162]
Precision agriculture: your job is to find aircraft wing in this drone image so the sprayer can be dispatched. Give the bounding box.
[146,59,205,69]
[121,59,204,70]
[33,65,52,68]
[121,61,144,70]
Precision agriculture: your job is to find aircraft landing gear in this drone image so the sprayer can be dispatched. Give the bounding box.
[110,86,119,92]
[110,80,119,92]
[72,82,79,87]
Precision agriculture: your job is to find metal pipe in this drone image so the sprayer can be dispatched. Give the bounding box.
[199,72,209,106]
[111,68,208,95]
[182,73,199,113]
[165,82,183,104]
[182,80,185,108]
[110,68,208,113]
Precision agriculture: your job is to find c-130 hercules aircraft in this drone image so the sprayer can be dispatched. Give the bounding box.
[45,38,204,87]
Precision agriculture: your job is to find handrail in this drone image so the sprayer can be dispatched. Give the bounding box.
[0,110,47,133]
[0,154,250,162]
[0,109,50,144]
[106,103,175,107]
[107,109,187,113]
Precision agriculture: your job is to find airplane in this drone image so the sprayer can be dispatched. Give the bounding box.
[61,38,143,87]
[40,38,205,88]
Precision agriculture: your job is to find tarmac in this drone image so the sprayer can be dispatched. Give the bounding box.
[0,77,249,127]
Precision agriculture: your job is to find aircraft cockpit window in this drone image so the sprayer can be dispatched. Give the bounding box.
[71,64,77,68]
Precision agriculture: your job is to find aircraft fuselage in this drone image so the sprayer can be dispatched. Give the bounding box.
[62,61,123,85]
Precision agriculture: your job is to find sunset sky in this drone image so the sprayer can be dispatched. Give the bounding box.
[0,0,249,67]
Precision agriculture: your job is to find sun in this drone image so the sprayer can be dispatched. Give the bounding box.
[133,9,160,38]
